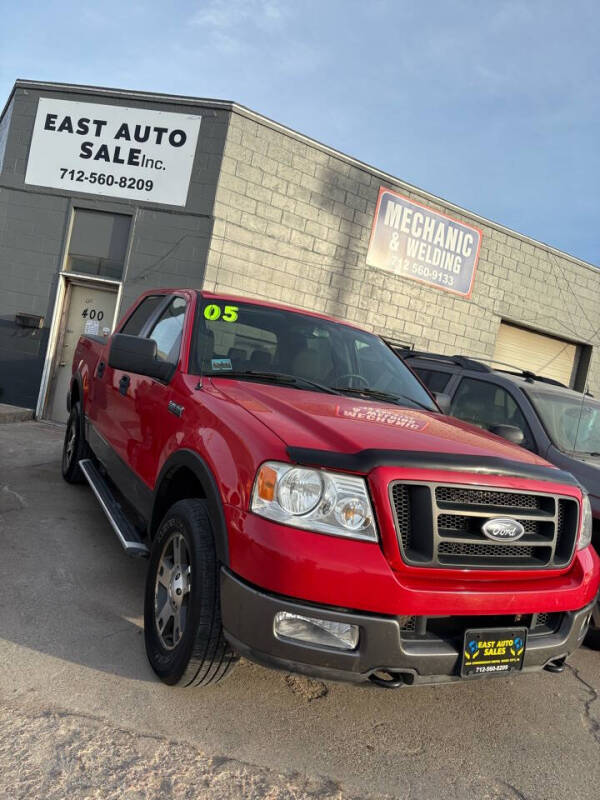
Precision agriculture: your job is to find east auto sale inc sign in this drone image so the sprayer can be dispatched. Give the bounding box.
[366,187,482,297]
[25,98,201,207]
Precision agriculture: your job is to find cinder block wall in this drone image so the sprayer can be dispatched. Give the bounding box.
[205,110,600,394]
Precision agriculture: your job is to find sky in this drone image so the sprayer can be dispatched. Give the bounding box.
[1,0,599,265]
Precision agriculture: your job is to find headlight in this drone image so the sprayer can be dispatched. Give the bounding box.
[277,467,323,515]
[251,461,378,542]
[578,492,593,550]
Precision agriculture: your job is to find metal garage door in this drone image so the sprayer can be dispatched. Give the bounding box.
[493,322,577,386]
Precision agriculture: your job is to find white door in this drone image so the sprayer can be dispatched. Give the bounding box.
[46,282,118,423]
[493,322,577,387]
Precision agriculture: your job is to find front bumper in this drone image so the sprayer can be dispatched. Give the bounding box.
[221,568,595,686]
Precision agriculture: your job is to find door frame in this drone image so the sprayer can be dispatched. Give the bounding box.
[37,202,135,420]
[36,271,123,420]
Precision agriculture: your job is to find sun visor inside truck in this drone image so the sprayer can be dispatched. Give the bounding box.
[286,448,581,486]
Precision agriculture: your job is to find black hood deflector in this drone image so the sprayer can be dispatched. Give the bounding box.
[287,448,580,486]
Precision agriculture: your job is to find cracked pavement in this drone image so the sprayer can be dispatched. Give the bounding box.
[1,421,599,800]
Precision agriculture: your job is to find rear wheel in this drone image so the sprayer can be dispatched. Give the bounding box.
[61,402,89,484]
[144,499,238,686]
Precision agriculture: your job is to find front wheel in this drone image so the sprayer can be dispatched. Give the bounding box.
[144,499,238,686]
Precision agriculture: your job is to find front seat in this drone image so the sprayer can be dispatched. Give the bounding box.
[292,348,320,380]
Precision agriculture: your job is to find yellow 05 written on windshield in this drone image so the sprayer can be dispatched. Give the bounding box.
[203,304,239,322]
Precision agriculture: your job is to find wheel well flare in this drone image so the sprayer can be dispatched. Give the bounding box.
[152,466,206,535]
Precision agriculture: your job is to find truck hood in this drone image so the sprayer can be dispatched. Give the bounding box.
[212,379,551,466]
[547,446,600,500]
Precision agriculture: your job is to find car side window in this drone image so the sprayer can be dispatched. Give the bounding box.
[413,367,452,393]
[147,297,187,364]
[120,295,164,336]
[451,378,533,447]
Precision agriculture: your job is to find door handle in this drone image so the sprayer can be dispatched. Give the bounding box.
[119,375,130,396]
[97,361,106,378]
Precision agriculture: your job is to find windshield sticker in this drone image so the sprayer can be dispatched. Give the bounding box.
[336,405,429,431]
[211,358,232,371]
[204,304,239,322]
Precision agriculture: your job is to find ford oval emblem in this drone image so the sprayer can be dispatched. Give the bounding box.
[482,517,525,542]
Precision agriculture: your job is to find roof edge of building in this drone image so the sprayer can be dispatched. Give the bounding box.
[6,78,600,278]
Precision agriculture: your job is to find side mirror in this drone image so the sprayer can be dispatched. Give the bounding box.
[489,424,525,446]
[434,392,452,414]
[108,334,174,382]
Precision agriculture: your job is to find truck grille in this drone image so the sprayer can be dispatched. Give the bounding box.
[399,612,563,639]
[389,482,579,569]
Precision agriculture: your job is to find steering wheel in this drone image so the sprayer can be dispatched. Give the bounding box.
[334,373,370,389]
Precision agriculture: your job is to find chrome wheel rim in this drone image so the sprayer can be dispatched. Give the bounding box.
[154,532,191,650]
[63,418,77,471]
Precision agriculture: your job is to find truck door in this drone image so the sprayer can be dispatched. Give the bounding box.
[88,293,165,450]
[99,294,189,495]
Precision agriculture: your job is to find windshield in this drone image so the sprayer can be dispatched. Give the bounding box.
[192,298,437,411]
[527,388,600,454]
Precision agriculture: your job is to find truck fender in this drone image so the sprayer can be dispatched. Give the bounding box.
[67,372,85,414]
[151,449,229,566]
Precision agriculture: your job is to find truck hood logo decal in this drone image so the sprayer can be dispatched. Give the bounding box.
[482,518,525,542]
[335,404,429,431]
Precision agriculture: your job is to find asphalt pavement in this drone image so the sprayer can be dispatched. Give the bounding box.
[1,420,599,800]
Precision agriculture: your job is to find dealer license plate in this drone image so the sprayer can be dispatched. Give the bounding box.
[461,627,527,677]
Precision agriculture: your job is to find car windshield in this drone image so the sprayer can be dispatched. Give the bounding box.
[192,298,437,411]
[527,388,600,454]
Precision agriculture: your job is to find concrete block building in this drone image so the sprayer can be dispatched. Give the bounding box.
[1,79,598,422]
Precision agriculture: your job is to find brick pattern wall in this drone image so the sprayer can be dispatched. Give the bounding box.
[205,112,600,393]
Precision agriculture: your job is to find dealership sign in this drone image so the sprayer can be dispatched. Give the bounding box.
[25,98,201,206]
[366,187,482,297]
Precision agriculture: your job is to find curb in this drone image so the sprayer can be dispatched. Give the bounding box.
[0,404,35,424]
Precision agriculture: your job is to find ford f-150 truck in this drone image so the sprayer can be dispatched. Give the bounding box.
[62,288,600,688]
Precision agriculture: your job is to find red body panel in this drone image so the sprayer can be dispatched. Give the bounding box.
[226,508,599,616]
[71,289,600,621]
[213,379,549,463]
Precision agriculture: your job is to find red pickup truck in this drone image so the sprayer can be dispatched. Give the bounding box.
[62,288,599,688]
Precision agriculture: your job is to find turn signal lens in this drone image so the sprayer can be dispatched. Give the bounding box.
[578,493,593,550]
[256,464,277,502]
[334,497,370,531]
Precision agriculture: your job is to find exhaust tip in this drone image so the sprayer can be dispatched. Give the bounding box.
[544,657,567,673]
[369,670,413,688]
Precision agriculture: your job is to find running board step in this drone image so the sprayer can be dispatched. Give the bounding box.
[79,459,149,558]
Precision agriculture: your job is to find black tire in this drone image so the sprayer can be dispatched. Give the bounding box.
[584,607,600,650]
[144,499,238,687]
[61,402,90,484]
